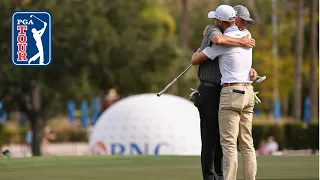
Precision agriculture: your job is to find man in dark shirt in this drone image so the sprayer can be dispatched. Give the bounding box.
[193,5,257,180]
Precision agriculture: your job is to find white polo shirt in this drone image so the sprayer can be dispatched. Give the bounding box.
[202,26,252,85]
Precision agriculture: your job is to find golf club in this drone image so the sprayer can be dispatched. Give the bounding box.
[254,91,261,104]
[255,75,267,83]
[157,64,193,97]
[30,15,46,24]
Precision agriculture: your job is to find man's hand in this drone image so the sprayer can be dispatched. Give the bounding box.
[191,48,207,65]
[250,68,258,81]
[241,35,255,48]
[192,48,201,57]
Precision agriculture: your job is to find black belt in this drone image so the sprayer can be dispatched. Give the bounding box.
[200,81,219,87]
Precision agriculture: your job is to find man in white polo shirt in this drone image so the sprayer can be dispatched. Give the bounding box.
[191,5,257,180]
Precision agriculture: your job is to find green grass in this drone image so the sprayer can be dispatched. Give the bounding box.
[0,155,318,180]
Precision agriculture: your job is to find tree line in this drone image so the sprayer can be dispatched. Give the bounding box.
[0,0,318,156]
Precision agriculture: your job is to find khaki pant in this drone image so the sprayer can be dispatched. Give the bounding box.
[218,85,257,180]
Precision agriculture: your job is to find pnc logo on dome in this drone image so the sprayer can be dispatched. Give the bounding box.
[91,142,169,155]
[91,141,107,155]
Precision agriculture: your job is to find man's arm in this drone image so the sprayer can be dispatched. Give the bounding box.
[203,25,255,48]
[191,45,224,65]
[39,22,47,36]
[212,34,255,48]
[190,26,222,65]
[191,49,208,65]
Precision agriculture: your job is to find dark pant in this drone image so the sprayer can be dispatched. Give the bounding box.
[194,82,223,180]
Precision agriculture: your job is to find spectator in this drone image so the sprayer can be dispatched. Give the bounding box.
[41,125,57,156]
[266,136,279,154]
[24,128,32,156]
[101,88,120,113]
[258,140,269,155]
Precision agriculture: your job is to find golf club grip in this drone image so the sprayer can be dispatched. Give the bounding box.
[157,78,177,97]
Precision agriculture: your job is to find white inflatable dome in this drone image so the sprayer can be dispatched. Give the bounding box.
[89,93,201,155]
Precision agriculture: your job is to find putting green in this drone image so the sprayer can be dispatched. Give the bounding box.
[0,155,318,180]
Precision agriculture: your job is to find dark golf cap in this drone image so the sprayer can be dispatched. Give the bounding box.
[233,5,255,24]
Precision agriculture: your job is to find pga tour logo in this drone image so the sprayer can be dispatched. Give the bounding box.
[11,11,51,66]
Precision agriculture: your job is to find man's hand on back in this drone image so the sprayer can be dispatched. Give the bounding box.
[241,35,255,48]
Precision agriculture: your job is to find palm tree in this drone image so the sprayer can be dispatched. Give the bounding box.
[180,0,188,49]
[309,0,318,121]
[292,0,304,121]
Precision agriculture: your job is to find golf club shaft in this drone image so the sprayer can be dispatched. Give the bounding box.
[176,64,192,79]
[31,15,46,24]
[157,64,192,97]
